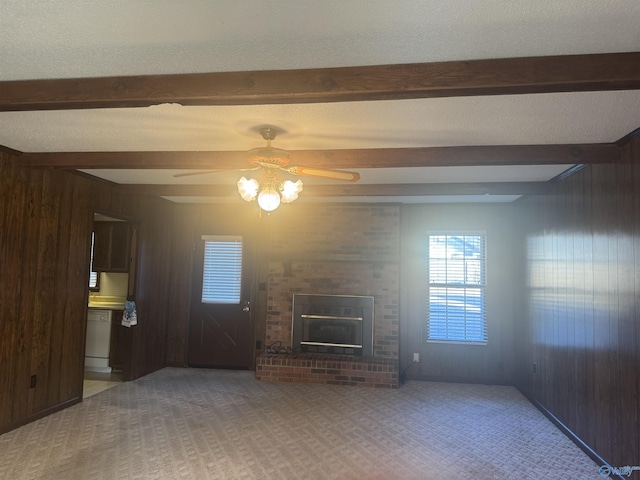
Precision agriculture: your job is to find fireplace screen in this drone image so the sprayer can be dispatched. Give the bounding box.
[292,294,374,356]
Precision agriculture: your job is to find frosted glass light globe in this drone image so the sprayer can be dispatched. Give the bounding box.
[257,188,281,211]
[280,179,303,203]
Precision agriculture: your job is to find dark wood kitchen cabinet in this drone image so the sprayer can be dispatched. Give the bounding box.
[92,222,131,272]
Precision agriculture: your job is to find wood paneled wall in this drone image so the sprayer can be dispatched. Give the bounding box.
[0,152,174,433]
[118,196,173,380]
[517,136,640,466]
[0,156,94,429]
[400,204,524,384]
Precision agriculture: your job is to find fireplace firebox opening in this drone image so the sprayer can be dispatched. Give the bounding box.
[292,294,374,356]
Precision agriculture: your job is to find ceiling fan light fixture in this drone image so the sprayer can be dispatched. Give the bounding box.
[257,186,281,212]
[237,175,303,211]
[234,126,357,211]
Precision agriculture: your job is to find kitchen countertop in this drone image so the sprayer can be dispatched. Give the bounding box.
[88,303,124,310]
[88,295,126,310]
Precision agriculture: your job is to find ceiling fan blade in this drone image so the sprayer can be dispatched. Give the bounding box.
[285,166,360,182]
[173,166,259,178]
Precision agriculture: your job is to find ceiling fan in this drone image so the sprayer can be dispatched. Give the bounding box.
[174,127,361,211]
[174,127,361,181]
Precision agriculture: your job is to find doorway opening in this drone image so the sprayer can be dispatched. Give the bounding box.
[84,212,137,397]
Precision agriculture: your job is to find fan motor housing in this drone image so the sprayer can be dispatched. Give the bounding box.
[247,146,291,168]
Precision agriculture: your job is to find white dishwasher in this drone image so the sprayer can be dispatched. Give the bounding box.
[85,309,112,372]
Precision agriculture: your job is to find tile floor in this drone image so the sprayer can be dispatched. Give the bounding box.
[82,370,123,399]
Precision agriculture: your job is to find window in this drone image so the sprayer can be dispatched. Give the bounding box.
[201,236,243,304]
[89,231,100,290]
[426,233,487,343]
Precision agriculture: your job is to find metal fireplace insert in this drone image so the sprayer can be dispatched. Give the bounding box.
[291,294,374,356]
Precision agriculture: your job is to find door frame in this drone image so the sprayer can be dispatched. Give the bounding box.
[85,210,139,384]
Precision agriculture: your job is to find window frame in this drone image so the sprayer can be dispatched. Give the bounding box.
[425,231,488,345]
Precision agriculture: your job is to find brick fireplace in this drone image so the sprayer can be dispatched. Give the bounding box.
[255,204,400,388]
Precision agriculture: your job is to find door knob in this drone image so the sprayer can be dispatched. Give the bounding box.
[242,301,250,312]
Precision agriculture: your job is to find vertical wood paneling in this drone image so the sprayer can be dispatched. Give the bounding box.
[1,153,176,433]
[0,157,97,431]
[557,187,571,425]
[0,155,9,426]
[615,146,638,464]
[47,170,74,406]
[11,166,41,422]
[592,162,615,460]
[569,172,591,444]
[1,157,28,426]
[519,136,640,466]
[60,180,93,400]
[581,166,597,447]
[633,139,640,465]
[30,171,61,414]
[129,197,173,379]
[166,205,197,367]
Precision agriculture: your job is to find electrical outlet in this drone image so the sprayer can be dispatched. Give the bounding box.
[413,353,420,363]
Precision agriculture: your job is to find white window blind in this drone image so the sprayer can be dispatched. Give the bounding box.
[89,231,99,289]
[89,271,99,289]
[426,233,487,343]
[201,236,243,304]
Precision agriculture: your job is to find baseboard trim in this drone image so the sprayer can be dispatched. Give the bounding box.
[0,397,81,435]
[517,388,623,480]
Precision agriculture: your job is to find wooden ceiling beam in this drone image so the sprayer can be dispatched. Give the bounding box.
[2,52,639,111]
[116,182,552,197]
[19,143,619,169]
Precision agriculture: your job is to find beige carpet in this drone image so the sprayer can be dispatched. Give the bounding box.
[0,368,601,479]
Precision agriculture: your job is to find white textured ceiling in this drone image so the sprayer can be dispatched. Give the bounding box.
[3,91,640,153]
[2,0,639,80]
[1,0,639,204]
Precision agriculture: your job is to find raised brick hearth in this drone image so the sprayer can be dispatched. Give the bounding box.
[256,353,398,388]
